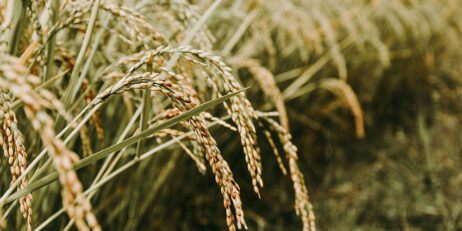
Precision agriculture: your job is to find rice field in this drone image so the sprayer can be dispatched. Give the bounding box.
[0,0,461,230]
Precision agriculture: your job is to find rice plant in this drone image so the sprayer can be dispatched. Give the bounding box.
[1,0,462,230]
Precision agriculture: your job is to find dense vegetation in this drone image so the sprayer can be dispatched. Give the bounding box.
[0,0,461,230]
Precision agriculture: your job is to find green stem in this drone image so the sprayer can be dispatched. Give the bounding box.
[7,0,25,55]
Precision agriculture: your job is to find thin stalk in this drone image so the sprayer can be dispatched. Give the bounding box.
[59,0,101,128]
[43,0,60,81]
[77,13,112,85]
[7,0,25,55]
[136,55,153,159]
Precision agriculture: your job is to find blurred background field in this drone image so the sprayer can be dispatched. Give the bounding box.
[1,0,462,230]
